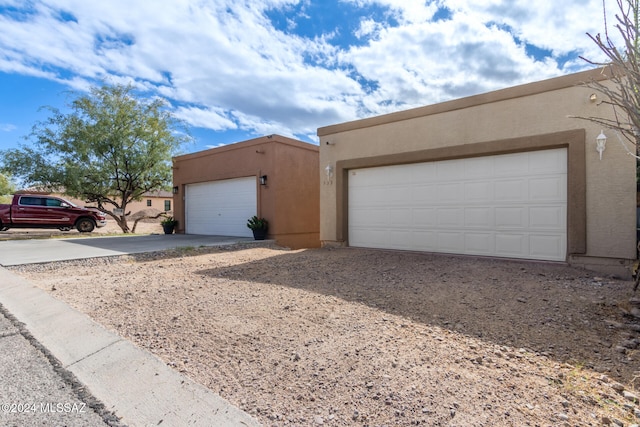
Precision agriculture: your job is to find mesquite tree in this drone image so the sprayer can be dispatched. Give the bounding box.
[0,84,191,232]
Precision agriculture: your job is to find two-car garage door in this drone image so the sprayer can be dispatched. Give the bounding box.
[348,148,567,261]
[185,177,256,237]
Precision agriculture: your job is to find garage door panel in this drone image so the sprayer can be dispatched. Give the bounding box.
[436,161,460,180]
[413,163,437,180]
[350,187,381,205]
[465,233,494,254]
[437,232,465,252]
[387,186,414,203]
[529,206,565,229]
[529,149,567,173]
[185,177,256,237]
[412,231,437,250]
[465,207,493,228]
[350,228,388,247]
[494,153,529,176]
[495,207,528,228]
[529,176,566,201]
[437,208,464,227]
[413,208,437,227]
[388,230,413,249]
[389,208,412,226]
[495,234,528,257]
[350,208,388,226]
[438,183,464,203]
[530,235,565,259]
[412,184,437,203]
[495,179,528,202]
[349,148,567,261]
[465,157,494,179]
[465,181,493,203]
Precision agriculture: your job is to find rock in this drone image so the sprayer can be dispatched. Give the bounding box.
[623,390,638,403]
[611,382,625,392]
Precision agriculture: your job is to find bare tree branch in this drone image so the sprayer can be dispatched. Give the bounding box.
[574,0,640,159]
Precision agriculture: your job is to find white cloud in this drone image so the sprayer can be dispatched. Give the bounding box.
[0,123,16,132]
[172,106,238,131]
[0,0,615,141]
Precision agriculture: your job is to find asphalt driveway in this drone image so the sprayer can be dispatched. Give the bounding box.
[0,234,254,266]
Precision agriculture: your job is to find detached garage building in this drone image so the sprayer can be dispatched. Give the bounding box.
[318,68,637,275]
[172,135,320,249]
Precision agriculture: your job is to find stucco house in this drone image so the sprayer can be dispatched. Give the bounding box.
[317,68,637,276]
[130,190,173,215]
[171,135,320,249]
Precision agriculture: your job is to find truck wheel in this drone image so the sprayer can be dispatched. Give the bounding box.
[76,218,95,233]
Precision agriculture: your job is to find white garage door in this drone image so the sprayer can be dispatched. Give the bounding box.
[348,148,567,261]
[185,177,256,237]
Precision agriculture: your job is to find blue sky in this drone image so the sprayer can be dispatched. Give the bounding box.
[0,0,616,155]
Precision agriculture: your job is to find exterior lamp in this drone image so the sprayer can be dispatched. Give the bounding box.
[324,164,334,184]
[596,130,607,160]
[172,186,179,194]
[259,175,267,185]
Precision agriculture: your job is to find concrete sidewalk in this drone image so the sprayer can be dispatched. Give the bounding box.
[0,234,255,266]
[0,267,260,426]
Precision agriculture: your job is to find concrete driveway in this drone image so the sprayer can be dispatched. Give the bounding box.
[0,234,255,266]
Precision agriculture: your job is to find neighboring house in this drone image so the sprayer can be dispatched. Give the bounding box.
[317,68,636,276]
[126,190,173,215]
[171,135,320,249]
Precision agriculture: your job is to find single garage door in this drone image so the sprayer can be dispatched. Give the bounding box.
[348,148,567,261]
[185,177,256,237]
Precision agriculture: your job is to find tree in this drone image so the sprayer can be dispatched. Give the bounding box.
[578,0,640,157]
[0,84,191,232]
[0,172,16,204]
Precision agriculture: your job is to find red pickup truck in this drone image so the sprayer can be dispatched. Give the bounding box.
[0,194,107,233]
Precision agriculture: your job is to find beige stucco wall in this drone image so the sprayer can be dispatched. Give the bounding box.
[318,68,637,273]
[172,135,320,249]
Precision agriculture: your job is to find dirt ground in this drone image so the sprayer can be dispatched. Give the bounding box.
[5,224,640,426]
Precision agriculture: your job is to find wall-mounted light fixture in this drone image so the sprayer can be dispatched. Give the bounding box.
[172,186,179,194]
[260,175,268,185]
[324,164,334,185]
[596,130,607,160]
[325,141,336,145]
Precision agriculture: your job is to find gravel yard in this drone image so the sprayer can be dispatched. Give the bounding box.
[8,238,640,426]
